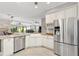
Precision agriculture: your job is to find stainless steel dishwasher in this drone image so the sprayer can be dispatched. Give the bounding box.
[14,36,25,53]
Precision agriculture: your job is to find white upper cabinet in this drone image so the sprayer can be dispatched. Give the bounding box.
[56,10,65,19]
[46,14,52,24]
[65,4,77,18]
[46,13,56,24]
[46,9,65,24]
[46,4,77,22]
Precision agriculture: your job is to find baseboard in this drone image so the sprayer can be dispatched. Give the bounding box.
[42,46,54,51]
[26,46,54,51]
[14,48,25,53]
[0,52,2,56]
[54,53,60,56]
[26,46,42,49]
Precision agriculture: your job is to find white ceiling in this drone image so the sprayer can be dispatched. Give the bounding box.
[0,2,67,19]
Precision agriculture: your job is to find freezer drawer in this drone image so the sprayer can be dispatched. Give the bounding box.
[68,45,78,56]
[62,44,69,56]
[54,41,60,55]
[54,41,78,56]
[59,43,64,56]
[62,44,78,56]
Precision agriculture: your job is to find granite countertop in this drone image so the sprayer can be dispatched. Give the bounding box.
[0,33,54,40]
[0,33,30,40]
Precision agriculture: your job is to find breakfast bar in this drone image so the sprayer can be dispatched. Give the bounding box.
[0,33,26,56]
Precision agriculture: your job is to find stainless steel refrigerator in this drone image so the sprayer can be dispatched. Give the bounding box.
[54,17,78,56]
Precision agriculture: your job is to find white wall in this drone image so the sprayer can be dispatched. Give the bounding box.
[0,13,11,23]
[0,13,11,31]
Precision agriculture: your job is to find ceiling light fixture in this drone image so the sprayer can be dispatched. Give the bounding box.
[46,2,50,4]
[34,2,38,8]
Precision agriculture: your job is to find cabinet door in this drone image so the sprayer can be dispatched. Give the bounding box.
[42,37,46,46]
[25,36,30,48]
[42,36,47,47]
[36,38,42,46]
[3,38,14,56]
[20,36,25,49]
[44,39,48,47]
[46,14,55,24]
[65,5,77,18]
[28,37,36,47]
[27,37,42,47]
[45,36,54,49]
[47,38,54,49]
[43,36,48,47]
[56,11,65,19]
[46,14,50,24]
[42,36,54,49]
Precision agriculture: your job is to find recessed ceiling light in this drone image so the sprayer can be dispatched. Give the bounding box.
[46,2,50,4]
[35,5,38,8]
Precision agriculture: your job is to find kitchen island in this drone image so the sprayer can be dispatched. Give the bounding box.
[0,33,27,56]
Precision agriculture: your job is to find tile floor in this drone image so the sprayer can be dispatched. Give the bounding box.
[13,47,56,56]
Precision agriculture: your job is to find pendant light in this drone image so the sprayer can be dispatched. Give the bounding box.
[34,2,38,8]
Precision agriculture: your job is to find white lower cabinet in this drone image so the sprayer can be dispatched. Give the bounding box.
[42,36,54,50]
[43,39,47,47]
[35,38,42,46]
[25,34,54,50]
[3,38,14,56]
[28,37,37,47]
[25,36,42,48]
[25,36,30,48]
[26,36,35,48]
[47,38,54,49]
